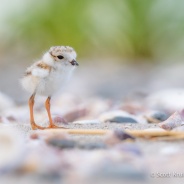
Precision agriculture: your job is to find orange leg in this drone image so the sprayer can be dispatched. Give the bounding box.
[29,94,45,130]
[45,97,66,129]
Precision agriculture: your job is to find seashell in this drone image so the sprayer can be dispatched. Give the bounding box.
[113,129,135,140]
[0,125,24,171]
[73,119,100,125]
[158,111,184,130]
[53,115,67,124]
[99,110,137,123]
[104,129,135,146]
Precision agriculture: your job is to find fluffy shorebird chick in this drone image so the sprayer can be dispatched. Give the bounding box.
[21,46,79,130]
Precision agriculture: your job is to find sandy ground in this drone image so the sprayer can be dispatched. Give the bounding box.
[1,61,184,183]
[2,120,183,184]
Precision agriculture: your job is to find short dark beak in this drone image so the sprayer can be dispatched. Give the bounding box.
[70,59,79,66]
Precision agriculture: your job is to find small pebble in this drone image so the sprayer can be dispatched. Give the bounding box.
[77,142,107,150]
[47,139,76,149]
[151,111,169,121]
[108,116,137,123]
[99,111,137,123]
[145,111,169,123]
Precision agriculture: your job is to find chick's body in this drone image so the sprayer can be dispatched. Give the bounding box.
[21,46,78,96]
[21,46,78,130]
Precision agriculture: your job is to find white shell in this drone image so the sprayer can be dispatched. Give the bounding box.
[73,119,100,124]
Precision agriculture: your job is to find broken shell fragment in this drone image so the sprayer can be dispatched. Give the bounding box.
[158,111,184,130]
[53,115,67,124]
[104,129,135,146]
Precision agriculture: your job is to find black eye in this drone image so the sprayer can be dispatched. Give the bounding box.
[57,55,64,59]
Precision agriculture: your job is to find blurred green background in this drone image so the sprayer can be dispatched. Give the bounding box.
[1,0,184,61]
[1,0,184,103]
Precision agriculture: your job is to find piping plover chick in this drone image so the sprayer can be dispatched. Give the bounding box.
[21,46,79,130]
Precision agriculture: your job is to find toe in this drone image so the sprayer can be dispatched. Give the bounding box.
[48,124,68,129]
